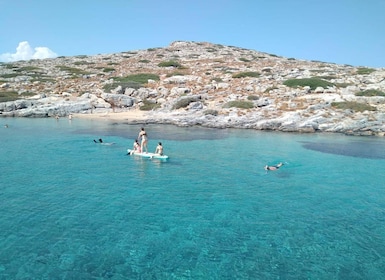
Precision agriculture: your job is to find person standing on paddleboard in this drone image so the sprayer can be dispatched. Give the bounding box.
[138,127,148,153]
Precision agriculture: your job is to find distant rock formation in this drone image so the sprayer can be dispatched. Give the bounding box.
[1,41,385,136]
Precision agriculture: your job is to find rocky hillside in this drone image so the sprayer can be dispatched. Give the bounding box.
[1,41,385,135]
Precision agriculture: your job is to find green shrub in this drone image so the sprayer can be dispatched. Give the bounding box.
[355,89,385,97]
[166,72,185,77]
[283,78,334,90]
[31,76,56,83]
[158,60,182,68]
[223,100,254,109]
[331,101,376,112]
[232,72,260,78]
[113,73,159,84]
[73,61,94,66]
[173,97,198,109]
[264,86,278,93]
[239,57,251,62]
[247,95,259,101]
[56,65,91,75]
[356,67,376,75]
[0,73,20,78]
[103,68,115,73]
[103,73,159,92]
[0,91,19,102]
[103,81,142,92]
[0,91,34,102]
[203,109,218,116]
[138,59,150,63]
[206,47,217,52]
[212,77,223,82]
[14,66,41,72]
[139,99,161,111]
[334,83,351,88]
[103,73,160,92]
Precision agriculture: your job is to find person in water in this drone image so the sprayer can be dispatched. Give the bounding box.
[138,127,148,153]
[93,138,103,143]
[265,162,283,171]
[155,142,163,155]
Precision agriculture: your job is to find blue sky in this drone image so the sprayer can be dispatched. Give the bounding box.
[1,0,384,67]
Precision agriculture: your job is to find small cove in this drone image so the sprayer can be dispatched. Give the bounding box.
[1,118,385,279]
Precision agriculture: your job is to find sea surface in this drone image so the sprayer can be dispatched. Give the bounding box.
[1,117,385,279]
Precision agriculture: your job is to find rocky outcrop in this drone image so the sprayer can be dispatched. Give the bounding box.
[1,41,385,136]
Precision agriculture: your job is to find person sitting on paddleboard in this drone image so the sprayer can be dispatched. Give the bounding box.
[155,142,163,155]
[133,139,141,153]
[265,162,283,171]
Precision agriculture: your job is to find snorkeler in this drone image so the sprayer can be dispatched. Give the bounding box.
[264,162,283,171]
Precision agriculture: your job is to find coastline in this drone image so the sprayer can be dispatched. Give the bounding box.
[72,110,149,122]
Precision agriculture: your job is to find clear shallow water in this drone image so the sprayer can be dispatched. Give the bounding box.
[1,118,385,279]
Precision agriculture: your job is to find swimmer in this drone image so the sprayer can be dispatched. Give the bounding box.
[265,162,283,171]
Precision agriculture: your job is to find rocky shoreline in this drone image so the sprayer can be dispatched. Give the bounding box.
[1,41,385,136]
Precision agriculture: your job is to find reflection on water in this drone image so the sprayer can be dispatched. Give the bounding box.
[301,139,385,159]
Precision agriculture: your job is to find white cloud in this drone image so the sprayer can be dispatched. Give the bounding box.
[0,41,58,62]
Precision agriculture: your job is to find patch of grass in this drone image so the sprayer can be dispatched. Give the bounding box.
[56,65,91,76]
[232,72,260,78]
[166,72,185,77]
[173,97,199,109]
[158,60,182,68]
[206,47,217,52]
[73,61,95,66]
[138,59,150,63]
[247,95,259,101]
[355,89,385,97]
[223,100,254,109]
[0,73,20,79]
[30,76,56,83]
[203,109,218,116]
[104,73,160,92]
[334,82,351,88]
[139,99,161,111]
[102,68,115,73]
[212,77,223,82]
[239,57,251,62]
[4,63,18,69]
[315,75,337,80]
[356,67,376,75]
[0,91,19,102]
[331,101,376,112]
[14,66,41,72]
[0,91,35,102]
[283,78,334,90]
[114,73,160,84]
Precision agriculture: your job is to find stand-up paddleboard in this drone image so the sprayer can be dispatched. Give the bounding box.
[127,149,169,160]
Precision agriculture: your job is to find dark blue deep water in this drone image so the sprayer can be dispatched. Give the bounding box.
[1,118,385,279]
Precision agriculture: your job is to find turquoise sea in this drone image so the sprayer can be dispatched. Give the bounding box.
[1,117,385,279]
